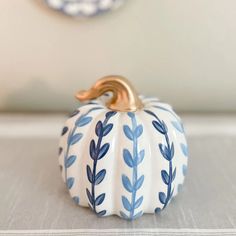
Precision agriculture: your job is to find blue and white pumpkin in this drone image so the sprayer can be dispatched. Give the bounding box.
[59,76,188,220]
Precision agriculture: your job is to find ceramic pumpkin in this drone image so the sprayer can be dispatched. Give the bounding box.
[59,76,188,220]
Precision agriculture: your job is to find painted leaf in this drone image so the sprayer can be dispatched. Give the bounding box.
[69,109,80,118]
[120,211,129,220]
[103,123,113,136]
[76,116,92,127]
[181,143,188,157]
[86,165,93,183]
[86,188,93,205]
[134,175,144,190]
[159,144,170,161]
[69,133,83,145]
[134,196,143,209]
[65,155,76,168]
[89,140,96,159]
[182,164,187,176]
[144,109,157,119]
[95,121,103,137]
[171,121,184,133]
[73,196,79,204]
[123,149,134,167]
[98,143,110,159]
[159,192,167,205]
[122,175,133,193]
[95,169,106,185]
[58,147,63,155]
[66,177,74,189]
[155,207,162,214]
[134,125,143,138]
[61,126,68,136]
[135,149,145,165]
[152,120,166,134]
[95,193,105,206]
[123,125,133,140]
[127,112,135,118]
[133,211,143,220]
[172,167,176,182]
[97,210,106,216]
[105,111,116,119]
[161,170,169,185]
[170,142,175,160]
[122,196,132,211]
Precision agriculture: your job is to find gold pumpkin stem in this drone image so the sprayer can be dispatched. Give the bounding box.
[75,75,143,112]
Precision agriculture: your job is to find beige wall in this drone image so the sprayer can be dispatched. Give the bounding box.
[1,0,236,112]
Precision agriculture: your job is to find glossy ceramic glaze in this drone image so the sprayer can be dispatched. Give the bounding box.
[59,95,188,220]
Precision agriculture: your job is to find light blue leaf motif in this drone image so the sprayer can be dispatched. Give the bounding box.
[69,133,83,145]
[121,113,144,220]
[63,107,99,198]
[122,175,133,193]
[122,196,132,211]
[133,211,143,220]
[75,116,92,127]
[134,196,143,209]
[123,149,134,168]
[171,121,184,133]
[182,165,187,176]
[135,150,145,165]
[134,175,144,190]
[65,155,76,168]
[180,143,188,157]
[134,125,143,138]
[120,211,129,220]
[67,177,74,189]
[123,125,134,140]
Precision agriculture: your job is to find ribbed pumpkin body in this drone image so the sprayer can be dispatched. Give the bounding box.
[59,96,188,220]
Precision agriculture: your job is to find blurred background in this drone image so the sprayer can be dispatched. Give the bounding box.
[1,0,236,113]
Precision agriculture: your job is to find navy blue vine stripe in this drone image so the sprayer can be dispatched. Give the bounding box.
[86,111,116,216]
[120,112,144,220]
[145,110,176,213]
[62,107,102,191]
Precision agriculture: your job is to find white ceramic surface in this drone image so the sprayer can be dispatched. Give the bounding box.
[59,95,188,220]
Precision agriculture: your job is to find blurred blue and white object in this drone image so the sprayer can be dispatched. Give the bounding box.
[45,0,125,17]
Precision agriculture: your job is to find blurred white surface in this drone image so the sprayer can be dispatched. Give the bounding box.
[1,0,236,112]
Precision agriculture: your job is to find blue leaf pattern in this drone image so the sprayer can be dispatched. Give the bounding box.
[145,109,176,212]
[180,143,188,157]
[65,155,77,168]
[120,112,144,220]
[171,121,184,133]
[86,111,116,216]
[63,107,101,192]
